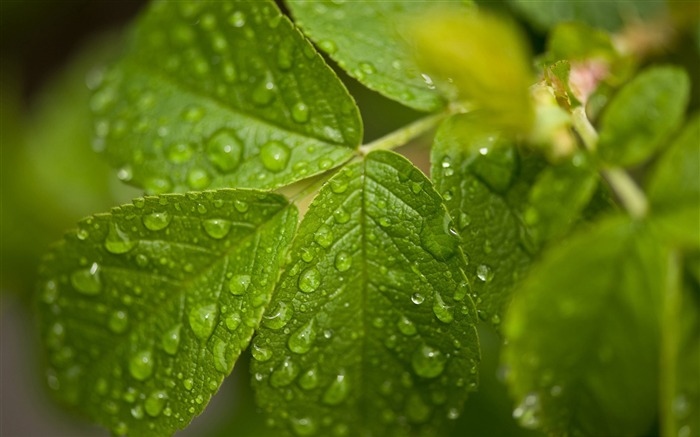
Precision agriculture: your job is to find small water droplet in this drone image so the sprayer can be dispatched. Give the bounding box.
[411,344,446,378]
[406,393,431,423]
[251,342,273,362]
[420,213,458,261]
[229,11,245,27]
[512,392,542,429]
[322,371,349,405]
[225,314,241,331]
[318,39,337,54]
[143,212,171,231]
[202,218,232,239]
[334,251,352,272]
[161,324,182,355]
[188,303,219,341]
[411,292,425,305]
[298,268,321,293]
[183,378,194,390]
[108,310,129,334]
[129,350,154,381]
[298,367,319,390]
[288,319,316,354]
[213,339,232,372]
[290,416,317,436]
[333,208,350,224]
[233,199,249,213]
[330,177,348,194]
[476,264,493,282]
[314,225,333,248]
[71,262,102,295]
[270,357,300,387]
[291,102,310,123]
[229,274,252,295]
[207,130,243,172]
[187,167,210,190]
[397,315,417,336]
[260,140,290,172]
[263,301,293,329]
[433,292,454,324]
[253,79,276,106]
[105,223,136,254]
[144,390,167,417]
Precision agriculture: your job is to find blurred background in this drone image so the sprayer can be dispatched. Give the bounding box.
[3,0,696,436]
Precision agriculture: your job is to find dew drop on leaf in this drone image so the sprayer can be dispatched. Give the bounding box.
[207,130,243,172]
[270,357,300,387]
[104,223,137,254]
[260,140,291,172]
[334,251,352,272]
[252,342,273,362]
[298,268,321,293]
[213,339,232,373]
[298,367,319,390]
[476,264,494,282]
[291,102,310,123]
[188,303,219,341]
[70,262,102,295]
[229,274,252,295]
[263,301,293,330]
[108,310,128,334]
[330,177,348,194]
[202,218,232,239]
[318,39,337,54]
[411,344,446,378]
[453,281,468,301]
[187,167,211,190]
[406,393,431,423]
[322,371,349,405]
[143,212,171,231]
[252,79,276,106]
[166,142,194,163]
[333,207,350,224]
[411,292,425,305]
[129,350,154,381]
[161,324,182,355]
[233,199,249,213]
[512,392,542,429]
[432,292,454,324]
[144,390,167,417]
[314,225,333,248]
[290,416,317,436]
[224,314,241,331]
[397,315,417,336]
[288,319,317,354]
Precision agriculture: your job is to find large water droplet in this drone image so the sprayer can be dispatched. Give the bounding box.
[298,367,319,390]
[260,140,290,172]
[143,212,171,231]
[314,225,333,248]
[189,303,219,341]
[229,274,251,295]
[333,208,350,224]
[432,292,454,324]
[298,268,321,293]
[263,301,293,329]
[213,339,232,372]
[397,315,417,336]
[270,357,300,387]
[330,177,348,194]
[71,262,102,295]
[207,130,243,172]
[202,218,232,239]
[252,79,276,106]
[251,342,273,362]
[411,345,446,378]
[322,371,349,405]
[105,223,137,254]
[109,310,129,334]
[476,264,494,282]
[288,319,316,354]
[144,390,167,417]
[161,324,182,355]
[129,350,154,381]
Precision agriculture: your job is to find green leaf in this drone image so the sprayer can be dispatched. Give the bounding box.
[597,65,690,167]
[37,190,297,436]
[511,0,667,31]
[431,113,546,326]
[251,150,479,436]
[502,217,664,436]
[287,0,473,112]
[93,0,362,194]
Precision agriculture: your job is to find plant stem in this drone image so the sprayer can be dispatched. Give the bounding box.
[359,110,452,155]
[660,250,681,437]
[570,106,649,219]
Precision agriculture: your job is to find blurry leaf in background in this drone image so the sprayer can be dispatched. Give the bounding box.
[511,0,667,32]
[1,33,139,299]
[286,0,474,112]
[411,8,534,134]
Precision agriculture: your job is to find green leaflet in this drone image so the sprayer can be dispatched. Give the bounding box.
[502,217,664,436]
[647,114,700,248]
[93,0,362,194]
[251,151,479,436]
[597,66,690,167]
[511,0,666,31]
[37,190,297,436]
[287,0,473,112]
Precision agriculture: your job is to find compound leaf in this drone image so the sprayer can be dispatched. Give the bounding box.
[252,150,479,436]
[597,66,690,167]
[502,217,664,436]
[37,190,297,436]
[93,0,362,194]
[287,0,473,112]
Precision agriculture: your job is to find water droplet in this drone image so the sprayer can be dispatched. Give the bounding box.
[318,39,337,54]
[130,404,144,419]
[421,73,436,89]
[411,292,425,305]
[114,422,128,435]
[207,130,243,172]
[333,208,350,224]
[314,225,333,248]
[233,199,249,213]
[109,310,128,334]
[229,11,245,27]
[202,218,231,239]
[187,167,210,190]
[263,301,293,329]
[298,268,321,293]
[260,140,290,172]
[334,251,352,272]
[188,303,219,341]
[251,342,273,362]
[291,416,317,436]
[322,371,349,405]
[298,367,319,390]
[330,177,348,194]
[397,315,417,336]
[359,62,376,74]
[270,357,300,387]
[143,212,171,231]
[288,319,316,354]
[433,292,454,324]
[411,345,446,378]
[213,339,232,372]
[490,314,501,325]
[225,314,241,331]
[71,262,102,295]
[229,274,251,295]
[420,213,458,261]
[512,392,541,429]
[144,390,167,417]
[253,79,276,106]
[476,264,493,282]
[129,350,154,381]
[183,378,194,391]
[166,142,193,163]
[104,223,136,254]
[292,102,310,123]
[453,281,469,301]
[161,324,182,355]
[406,393,431,423]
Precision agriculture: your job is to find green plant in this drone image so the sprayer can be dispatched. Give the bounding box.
[30,1,699,436]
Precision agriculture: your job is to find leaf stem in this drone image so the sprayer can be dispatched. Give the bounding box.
[660,250,681,437]
[571,106,649,219]
[359,110,452,155]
